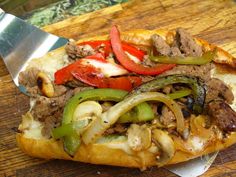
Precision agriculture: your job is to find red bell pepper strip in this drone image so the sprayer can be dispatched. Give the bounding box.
[71,64,142,91]
[54,61,78,85]
[54,57,128,85]
[85,52,106,62]
[79,58,128,77]
[110,26,176,75]
[122,42,145,60]
[78,40,145,60]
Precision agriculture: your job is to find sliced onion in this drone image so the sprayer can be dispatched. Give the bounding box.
[82,92,185,145]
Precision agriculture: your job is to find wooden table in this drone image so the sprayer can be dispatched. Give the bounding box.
[1,0,236,176]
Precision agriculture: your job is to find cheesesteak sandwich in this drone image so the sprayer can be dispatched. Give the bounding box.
[17,26,236,169]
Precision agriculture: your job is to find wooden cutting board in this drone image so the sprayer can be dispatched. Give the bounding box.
[1,0,236,176]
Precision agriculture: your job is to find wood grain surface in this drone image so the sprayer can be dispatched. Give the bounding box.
[1,0,236,176]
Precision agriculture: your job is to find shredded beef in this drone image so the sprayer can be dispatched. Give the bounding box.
[206,78,234,104]
[65,42,95,60]
[208,100,236,132]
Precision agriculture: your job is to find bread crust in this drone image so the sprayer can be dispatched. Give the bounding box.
[16,132,236,168]
[17,28,236,168]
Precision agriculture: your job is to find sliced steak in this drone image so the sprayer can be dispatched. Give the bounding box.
[151,28,202,58]
[65,42,95,60]
[73,86,94,95]
[206,78,234,104]
[66,79,89,88]
[151,34,171,56]
[160,106,175,126]
[141,75,155,83]
[53,85,68,97]
[173,28,203,57]
[41,112,62,139]
[151,34,183,57]
[170,46,183,57]
[208,100,236,132]
[104,123,128,135]
[160,63,214,81]
[18,67,40,87]
[18,67,71,97]
[31,87,94,137]
[27,86,40,96]
[142,55,157,67]
[31,90,73,121]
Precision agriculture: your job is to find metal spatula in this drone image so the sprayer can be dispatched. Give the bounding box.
[0,8,68,91]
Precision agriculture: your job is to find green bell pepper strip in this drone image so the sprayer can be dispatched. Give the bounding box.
[52,119,90,139]
[149,51,214,65]
[60,88,153,156]
[52,123,74,140]
[132,75,206,115]
[118,102,154,123]
[167,89,192,100]
[63,132,81,156]
[118,89,192,123]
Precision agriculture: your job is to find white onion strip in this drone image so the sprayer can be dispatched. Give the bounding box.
[82,92,185,145]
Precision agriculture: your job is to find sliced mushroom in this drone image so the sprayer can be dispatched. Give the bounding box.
[127,124,151,151]
[73,101,103,121]
[152,129,175,167]
[37,71,54,97]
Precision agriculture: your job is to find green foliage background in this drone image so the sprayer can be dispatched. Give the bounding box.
[25,0,127,27]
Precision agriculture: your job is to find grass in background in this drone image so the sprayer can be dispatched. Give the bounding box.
[24,0,127,27]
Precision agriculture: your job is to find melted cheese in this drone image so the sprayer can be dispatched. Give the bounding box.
[100,140,159,155]
[19,112,45,139]
[24,122,44,139]
[190,136,206,152]
[104,141,134,155]
[25,48,69,80]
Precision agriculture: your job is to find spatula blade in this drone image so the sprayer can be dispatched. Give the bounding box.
[0,11,68,86]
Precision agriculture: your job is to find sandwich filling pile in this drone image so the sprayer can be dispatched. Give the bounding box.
[17,26,236,167]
